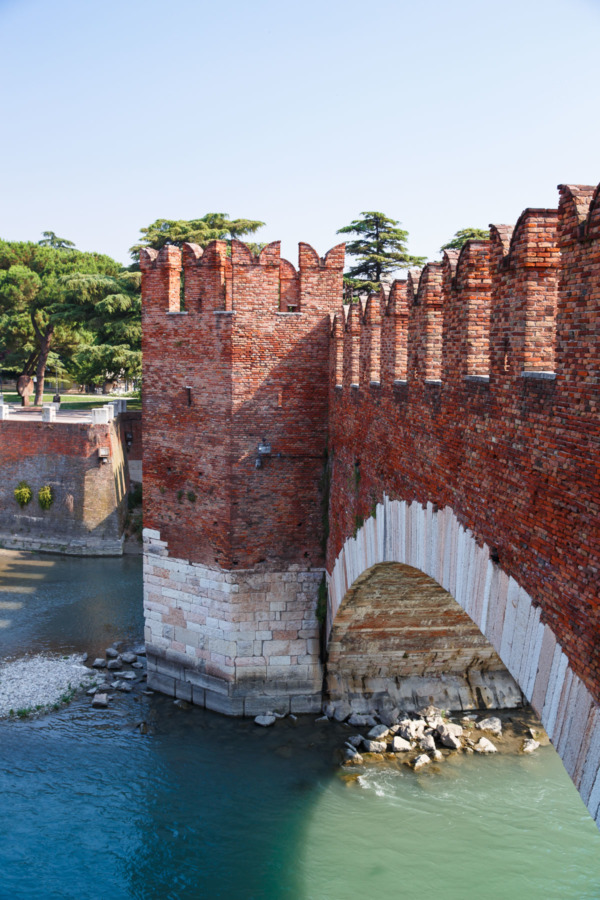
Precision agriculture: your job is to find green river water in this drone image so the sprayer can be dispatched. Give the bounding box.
[0,551,599,899]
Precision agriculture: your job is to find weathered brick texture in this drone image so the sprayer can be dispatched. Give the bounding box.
[0,418,128,554]
[142,180,599,726]
[328,182,600,711]
[142,240,344,571]
[142,241,344,713]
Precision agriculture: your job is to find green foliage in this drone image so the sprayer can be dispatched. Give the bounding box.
[337,211,426,299]
[319,450,331,553]
[128,483,143,510]
[316,574,328,626]
[59,270,142,383]
[130,213,265,262]
[187,490,197,503]
[38,485,53,510]
[14,481,32,507]
[0,238,124,403]
[38,231,76,251]
[353,514,364,537]
[60,685,76,705]
[440,228,490,253]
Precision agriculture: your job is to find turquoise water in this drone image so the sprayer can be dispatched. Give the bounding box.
[0,552,599,899]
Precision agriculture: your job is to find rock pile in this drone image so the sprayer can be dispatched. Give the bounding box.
[320,703,543,770]
[87,643,148,711]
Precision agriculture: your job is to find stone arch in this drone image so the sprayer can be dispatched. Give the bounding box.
[326,561,523,714]
[326,497,600,828]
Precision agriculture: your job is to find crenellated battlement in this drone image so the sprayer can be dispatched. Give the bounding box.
[330,182,600,392]
[141,239,345,317]
[327,179,600,724]
[142,179,600,734]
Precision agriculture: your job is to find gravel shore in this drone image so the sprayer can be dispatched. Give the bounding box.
[0,654,93,717]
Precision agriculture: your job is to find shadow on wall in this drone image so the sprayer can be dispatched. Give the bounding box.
[0,421,129,555]
[326,560,524,714]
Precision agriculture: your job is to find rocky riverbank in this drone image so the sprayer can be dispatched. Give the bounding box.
[0,653,94,718]
[0,641,149,719]
[334,705,548,772]
[253,701,550,773]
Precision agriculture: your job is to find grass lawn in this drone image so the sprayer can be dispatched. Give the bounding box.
[1,391,141,411]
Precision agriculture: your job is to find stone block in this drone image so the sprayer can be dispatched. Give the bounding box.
[176,680,193,702]
[290,694,323,714]
[191,685,206,707]
[205,691,244,716]
[243,695,290,717]
[147,671,176,697]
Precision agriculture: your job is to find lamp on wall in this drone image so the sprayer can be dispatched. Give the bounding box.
[255,438,272,469]
[98,447,110,465]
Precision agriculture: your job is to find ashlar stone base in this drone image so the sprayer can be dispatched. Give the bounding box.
[143,529,324,716]
[325,668,525,715]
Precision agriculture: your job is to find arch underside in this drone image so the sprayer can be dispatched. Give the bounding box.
[327,498,600,829]
[327,562,523,713]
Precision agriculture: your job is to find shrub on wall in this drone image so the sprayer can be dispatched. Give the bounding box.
[14,481,33,507]
[38,485,53,510]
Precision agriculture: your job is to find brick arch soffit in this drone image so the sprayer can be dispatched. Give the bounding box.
[326,496,600,829]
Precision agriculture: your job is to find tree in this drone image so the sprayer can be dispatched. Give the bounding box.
[0,240,122,404]
[59,271,142,386]
[38,231,76,251]
[130,213,265,262]
[441,227,490,253]
[336,211,426,299]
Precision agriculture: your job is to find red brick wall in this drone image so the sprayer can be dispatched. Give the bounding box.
[120,410,142,462]
[328,182,600,705]
[142,240,344,570]
[0,419,127,545]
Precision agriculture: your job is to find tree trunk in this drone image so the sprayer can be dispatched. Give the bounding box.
[33,324,54,406]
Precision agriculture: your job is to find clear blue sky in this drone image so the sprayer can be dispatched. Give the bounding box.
[1,0,598,268]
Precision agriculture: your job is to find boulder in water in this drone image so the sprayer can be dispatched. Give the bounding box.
[92,693,109,708]
[254,714,276,727]
[476,716,502,736]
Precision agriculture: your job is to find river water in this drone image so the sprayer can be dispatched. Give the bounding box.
[0,551,599,900]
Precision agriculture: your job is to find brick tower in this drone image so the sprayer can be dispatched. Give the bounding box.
[141,239,344,714]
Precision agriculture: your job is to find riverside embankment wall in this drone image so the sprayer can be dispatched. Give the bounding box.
[0,408,129,554]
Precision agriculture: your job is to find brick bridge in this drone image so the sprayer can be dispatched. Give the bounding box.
[141,182,600,825]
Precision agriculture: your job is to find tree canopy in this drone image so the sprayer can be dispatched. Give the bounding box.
[441,227,490,252]
[38,231,76,250]
[336,211,426,299]
[129,213,265,262]
[0,239,126,403]
[58,270,142,385]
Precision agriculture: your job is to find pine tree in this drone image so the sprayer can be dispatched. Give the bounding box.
[129,214,265,263]
[440,227,490,253]
[337,211,426,299]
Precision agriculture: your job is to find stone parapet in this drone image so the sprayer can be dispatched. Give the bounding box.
[143,529,323,715]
